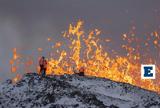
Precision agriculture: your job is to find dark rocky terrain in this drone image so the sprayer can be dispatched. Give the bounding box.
[0,73,160,108]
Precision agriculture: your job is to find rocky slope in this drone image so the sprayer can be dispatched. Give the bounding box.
[0,73,160,108]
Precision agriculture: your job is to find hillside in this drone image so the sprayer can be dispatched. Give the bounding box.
[0,73,160,108]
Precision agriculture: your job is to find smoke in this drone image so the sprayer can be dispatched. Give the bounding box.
[0,0,160,80]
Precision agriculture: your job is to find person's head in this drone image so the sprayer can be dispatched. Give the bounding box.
[79,67,85,72]
[42,56,45,59]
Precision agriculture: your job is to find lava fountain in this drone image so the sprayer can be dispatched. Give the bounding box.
[10,20,160,93]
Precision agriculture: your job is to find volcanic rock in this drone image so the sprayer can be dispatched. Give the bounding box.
[0,73,160,108]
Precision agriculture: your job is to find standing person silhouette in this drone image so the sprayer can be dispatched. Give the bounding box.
[39,56,47,77]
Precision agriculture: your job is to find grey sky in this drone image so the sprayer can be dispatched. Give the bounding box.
[0,0,160,80]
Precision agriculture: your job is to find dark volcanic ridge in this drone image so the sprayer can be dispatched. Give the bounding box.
[0,73,160,108]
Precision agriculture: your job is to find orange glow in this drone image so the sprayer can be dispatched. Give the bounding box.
[154,40,158,45]
[11,66,17,73]
[105,39,111,42]
[47,37,51,41]
[38,48,43,52]
[13,48,19,60]
[12,74,22,84]
[46,21,160,93]
[9,21,160,93]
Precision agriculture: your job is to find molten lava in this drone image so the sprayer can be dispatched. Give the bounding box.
[10,20,160,93]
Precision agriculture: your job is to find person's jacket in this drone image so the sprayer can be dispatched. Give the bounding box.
[39,58,47,69]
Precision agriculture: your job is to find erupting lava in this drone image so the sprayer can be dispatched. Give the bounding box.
[10,20,160,93]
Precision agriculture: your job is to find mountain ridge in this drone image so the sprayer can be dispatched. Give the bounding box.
[0,73,160,108]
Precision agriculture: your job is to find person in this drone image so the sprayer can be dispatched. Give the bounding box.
[39,56,47,77]
[73,66,85,76]
[78,67,85,76]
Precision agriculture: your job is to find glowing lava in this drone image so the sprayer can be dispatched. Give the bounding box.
[10,20,160,93]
